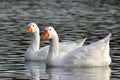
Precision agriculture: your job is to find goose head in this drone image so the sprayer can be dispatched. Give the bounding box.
[26,23,39,33]
[42,27,58,39]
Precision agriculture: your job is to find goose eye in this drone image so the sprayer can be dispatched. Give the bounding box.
[49,29,51,31]
[33,25,34,27]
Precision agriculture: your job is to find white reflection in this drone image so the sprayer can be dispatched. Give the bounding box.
[25,61,46,80]
[25,61,111,80]
[46,67,111,80]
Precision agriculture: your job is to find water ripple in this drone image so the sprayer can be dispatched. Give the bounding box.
[0,0,120,80]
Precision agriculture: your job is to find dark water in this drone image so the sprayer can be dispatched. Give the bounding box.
[0,0,120,80]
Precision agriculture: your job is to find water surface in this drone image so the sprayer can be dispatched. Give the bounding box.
[0,0,120,80]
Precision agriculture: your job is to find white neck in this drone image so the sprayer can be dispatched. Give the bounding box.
[47,34,59,65]
[28,32,40,51]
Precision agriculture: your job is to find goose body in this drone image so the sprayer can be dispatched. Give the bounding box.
[42,27,111,67]
[25,23,86,61]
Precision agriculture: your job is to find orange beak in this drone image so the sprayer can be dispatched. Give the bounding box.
[42,30,49,39]
[26,26,32,33]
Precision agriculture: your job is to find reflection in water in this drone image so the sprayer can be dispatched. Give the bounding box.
[25,61,111,80]
[25,61,48,80]
[25,61,40,80]
[46,67,111,80]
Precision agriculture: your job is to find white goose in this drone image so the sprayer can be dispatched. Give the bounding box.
[25,23,86,61]
[42,27,111,67]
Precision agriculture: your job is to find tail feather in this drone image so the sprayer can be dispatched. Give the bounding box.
[106,33,111,40]
[100,33,111,43]
[75,37,87,46]
[101,33,111,55]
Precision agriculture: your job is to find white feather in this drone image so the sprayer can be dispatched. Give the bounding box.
[43,27,111,67]
[25,23,86,61]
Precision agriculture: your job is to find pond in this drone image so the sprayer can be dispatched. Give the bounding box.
[0,0,120,80]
